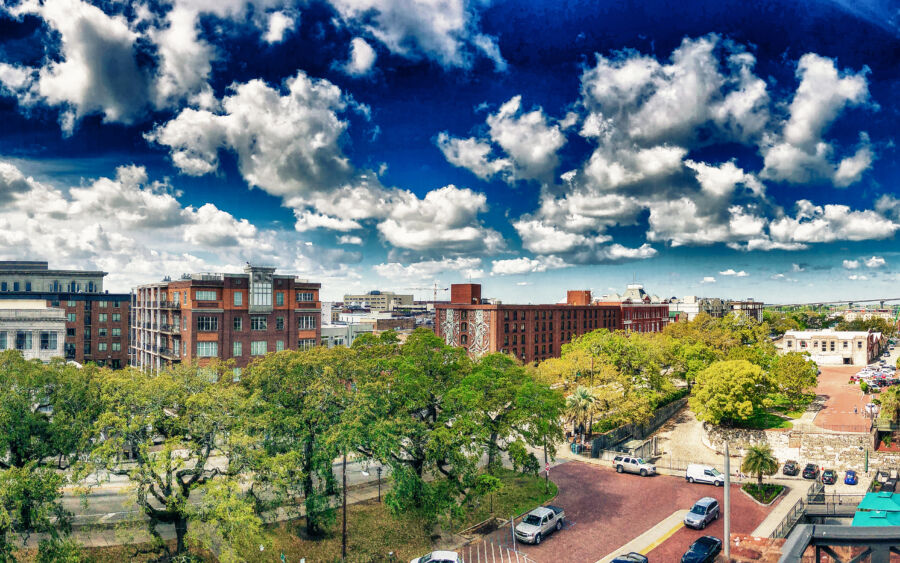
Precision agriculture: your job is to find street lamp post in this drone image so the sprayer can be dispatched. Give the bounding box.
[376,466,382,502]
[724,441,731,561]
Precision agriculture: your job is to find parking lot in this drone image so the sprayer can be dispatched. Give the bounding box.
[486,460,782,562]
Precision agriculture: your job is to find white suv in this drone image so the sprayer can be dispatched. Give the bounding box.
[612,455,656,476]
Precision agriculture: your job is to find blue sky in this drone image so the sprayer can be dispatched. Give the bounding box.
[0,0,899,303]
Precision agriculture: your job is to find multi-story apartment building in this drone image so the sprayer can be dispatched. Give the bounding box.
[435,284,620,363]
[0,299,66,362]
[343,291,414,311]
[131,265,321,375]
[0,261,129,368]
[730,300,764,323]
[668,296,764,323]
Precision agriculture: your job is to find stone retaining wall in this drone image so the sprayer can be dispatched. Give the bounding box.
[702,424,881,471]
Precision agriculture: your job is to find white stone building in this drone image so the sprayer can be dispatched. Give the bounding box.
[776,329,884,365]
[0,299,66,362]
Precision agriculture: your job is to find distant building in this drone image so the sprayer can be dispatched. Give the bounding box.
[435,284,620,363]
[730,300,764,323]
[131,265,321,375]
[343,291,414,311]
[668,296,763,323]
[776,329,884,365]
[595,283,670,334]
[320,323,373,348]
[839,309,897,324]
[0,261,129,368]
[0,299,66,362]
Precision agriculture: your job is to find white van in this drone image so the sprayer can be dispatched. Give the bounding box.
[686,464,724,486]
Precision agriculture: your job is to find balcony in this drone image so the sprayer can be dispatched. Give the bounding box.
[159,300,180,309]
[159,347,180,360]
[159,324,180,334]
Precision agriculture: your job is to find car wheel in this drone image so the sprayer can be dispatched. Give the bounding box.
[715,511,719,520]
[617,465,623,473]
[688,477,694,483]
[640,469,647,477]
[556,520,562,531]
[700,519,706,529]
[534,533,541,545]
[716,480,723,487]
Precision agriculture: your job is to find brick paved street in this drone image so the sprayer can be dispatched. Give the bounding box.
[813,365,875,431]
[485,460,781,562]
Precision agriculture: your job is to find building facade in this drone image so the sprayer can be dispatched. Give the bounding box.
[0,261,130,368]
[839,309,897,324]
[131,265,321,374]
[668,296,763,323]
[595,283,670,333]
[343,291,414,311]
[730,300,764,323]
[0,299,66,362]
[776,329,884,365]
[320,323,373,348]
[435,284,620,363]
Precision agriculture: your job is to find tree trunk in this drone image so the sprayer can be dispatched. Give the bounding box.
[174,515,188,555]
[757,472,763,487]
[487,432,499,471]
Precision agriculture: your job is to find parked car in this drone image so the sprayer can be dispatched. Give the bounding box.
[783,460,799,476]
[845,470,858,485]
[514,506,565,545]
[802,463,820,480]
[686,464,724,486]
[410,552,462,563]
[681,536,723,563]
[684,497,720,529]
[610,553,649,563]
[613,455,656,476]
[822,469,837,485]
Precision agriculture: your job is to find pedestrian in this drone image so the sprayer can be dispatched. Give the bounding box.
[854,406,858,415]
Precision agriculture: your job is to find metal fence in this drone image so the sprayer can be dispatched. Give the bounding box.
[590,397,688,451]
[771,496,806,539]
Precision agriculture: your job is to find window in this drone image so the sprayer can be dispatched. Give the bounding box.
[112,328,121,337]
[13,282,19,291]
[233,317,242,331]
[197,342,218,357]
[25,282,31,292]
[232,367,242,381]
[234,292,243,306]
[858,341,863,348]
[297,291,314,302]
[0,332,5,349]
[250,341,267,355]
[843,341,848,349]
[83,327,91,339]
[461,334,468,345]
[504,323,509,333]
[298,316,317,330]
[0,282,5,291]
[276,292,284,306]
[83,343,90,355]
[66,328,75,337]
[173,292,179,304]
[111,343,121,351]
[233,342,242,356]
[112,313,121,322]
[67,300,76,307]
[98,300,108,307]
[98,328,108,337]
[251,316,267,330]
[251,280,272,307]
[276,317,284,331]
[98,343,107,351]
[276,340,284,352]
[197,316,219,331]
[98,313,108,322]
[298,338,316,350]
[787,340,792,347]
[183,292,187,305]
[461,322,468,332]
[67,313,77,322]
[195,290,217,301]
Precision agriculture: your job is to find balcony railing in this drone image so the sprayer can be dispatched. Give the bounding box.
[159,324,180,334]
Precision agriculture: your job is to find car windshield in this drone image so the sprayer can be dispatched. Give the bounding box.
[690,505,706,515]
[523,515,542,525]
[710,468,722,476]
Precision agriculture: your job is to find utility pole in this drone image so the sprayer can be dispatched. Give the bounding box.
[342,451,348,561]
[724,441,731,561]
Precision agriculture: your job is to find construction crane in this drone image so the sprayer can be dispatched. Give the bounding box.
[405,283,449,304]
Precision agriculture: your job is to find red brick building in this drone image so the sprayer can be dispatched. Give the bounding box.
[0,261,130,368]
[131,265,321,375]
[435,284,620,363]
[594,283,670,333]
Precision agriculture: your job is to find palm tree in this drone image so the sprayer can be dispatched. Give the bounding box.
[741,444,779,487]
[565,386,594,437]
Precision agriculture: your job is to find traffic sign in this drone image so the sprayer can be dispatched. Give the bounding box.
[545,463,550,472]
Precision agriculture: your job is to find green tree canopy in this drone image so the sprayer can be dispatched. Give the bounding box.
[741,444,779,487]
[690,360,773,425]
[772,352,819,408]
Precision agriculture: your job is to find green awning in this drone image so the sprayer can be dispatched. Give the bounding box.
[853,510,900,526]
[858,492,900,512]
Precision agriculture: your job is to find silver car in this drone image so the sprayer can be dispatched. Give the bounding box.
[684,497,720,529]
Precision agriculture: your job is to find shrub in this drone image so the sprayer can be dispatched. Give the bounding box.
[861,381,870,394]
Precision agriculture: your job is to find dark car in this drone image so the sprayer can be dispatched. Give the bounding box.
[802,463,820,480]
[822,469,837,485]
[681,536,723,563]
[845,470,858,485]
[783,460,799,476]
[611,553,649,563]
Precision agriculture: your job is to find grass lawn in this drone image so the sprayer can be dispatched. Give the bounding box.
[742,483,784,504]
[21,469,555,563]
[734,411,793,430]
